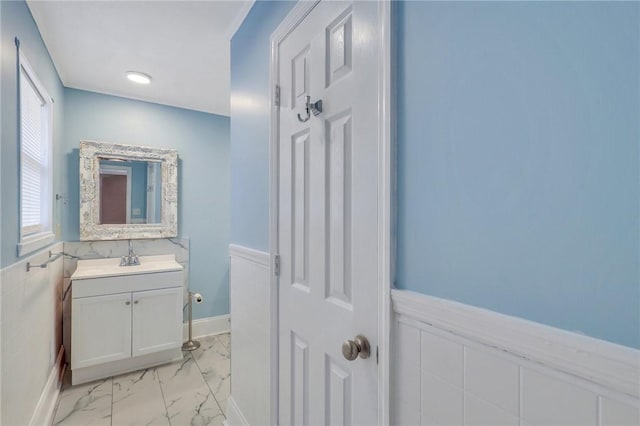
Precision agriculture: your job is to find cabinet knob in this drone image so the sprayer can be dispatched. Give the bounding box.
[125,300,131,306]
[134,300,139,304]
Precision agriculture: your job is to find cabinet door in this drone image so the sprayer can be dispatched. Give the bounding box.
[131,287,182,357]
[72,292,132,369]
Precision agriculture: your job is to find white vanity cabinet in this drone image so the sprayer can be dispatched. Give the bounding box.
[70,255,184,385]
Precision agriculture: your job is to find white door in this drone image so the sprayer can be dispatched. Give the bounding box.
[277,1,380,424]
[72,292,132,369]
[131,287,182,357]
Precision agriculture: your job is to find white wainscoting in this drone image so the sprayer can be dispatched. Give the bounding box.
[391,289,640,426]
[228,244,271,426]
[1,242,65,426]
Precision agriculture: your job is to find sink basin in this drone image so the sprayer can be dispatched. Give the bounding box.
[71,254,182,280]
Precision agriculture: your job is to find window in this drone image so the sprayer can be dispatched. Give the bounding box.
[17,52,54,256]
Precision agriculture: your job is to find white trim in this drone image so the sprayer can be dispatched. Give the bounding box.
[146,162,159,223]
[226,0,256,41]
[377,2,393,424]
[182,314,231,340]
[391,289,640,399]
[270,0,320,47]
[226,396,251,426]
[229,244,270,267]
[18,50,54,255]
[17,231,55,257]
[98,163,132,224]
[269,3,322,425]
[269,2,390,424]
[29,346,64,426]
[72,348,182,385]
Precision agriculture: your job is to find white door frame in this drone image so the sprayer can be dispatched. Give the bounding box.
[99,164,132,224]
[268,2,393,424]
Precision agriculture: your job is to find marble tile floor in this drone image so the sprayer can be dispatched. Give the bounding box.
[52,333,231,426]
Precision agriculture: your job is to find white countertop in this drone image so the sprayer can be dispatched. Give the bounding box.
[71,254,183,280]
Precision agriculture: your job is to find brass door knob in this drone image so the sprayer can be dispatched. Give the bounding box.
[341,335,371,361]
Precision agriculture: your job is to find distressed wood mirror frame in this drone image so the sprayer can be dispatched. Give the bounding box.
[79,140,178,240]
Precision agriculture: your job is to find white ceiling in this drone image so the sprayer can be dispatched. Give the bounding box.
[27,0,254,116]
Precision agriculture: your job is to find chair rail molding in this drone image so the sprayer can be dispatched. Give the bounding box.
[229,244,270,267]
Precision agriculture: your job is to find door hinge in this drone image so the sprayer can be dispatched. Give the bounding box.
[274,254,281,276]
[376,346,379,364]
[275,85,281,107]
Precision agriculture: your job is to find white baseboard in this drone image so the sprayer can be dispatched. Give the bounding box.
[72,348,182,386]
[183,314,231,340]
[226,396,250,426]
[29,346,65,426]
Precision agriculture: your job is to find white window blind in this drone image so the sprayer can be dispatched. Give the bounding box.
[19,56,51,239]
[20,71,49,235]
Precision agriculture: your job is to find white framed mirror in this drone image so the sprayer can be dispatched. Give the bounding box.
[79,140,178,240]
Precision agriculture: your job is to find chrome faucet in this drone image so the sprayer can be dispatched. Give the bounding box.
[120,240,140,266]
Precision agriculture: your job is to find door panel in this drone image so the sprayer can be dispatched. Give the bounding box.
[278,2,379,424]
[326,110,353,307]
[291,332,310,425]
[292,129,310,291]
[326,354,353,426]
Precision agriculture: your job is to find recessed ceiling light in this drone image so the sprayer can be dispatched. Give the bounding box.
[126,71,152,84]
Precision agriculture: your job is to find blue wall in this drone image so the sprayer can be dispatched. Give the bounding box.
[130,161,147,220]
[230,0,295,251]
[396,1,639,348]
[63,88,231,319]
[1,0,65,268]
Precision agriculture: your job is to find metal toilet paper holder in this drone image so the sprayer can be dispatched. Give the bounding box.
[182,291,203,351]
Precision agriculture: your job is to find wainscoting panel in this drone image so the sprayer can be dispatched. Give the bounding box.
[229,244,271,426]
[391,290,640,426]
[1,242,65,426]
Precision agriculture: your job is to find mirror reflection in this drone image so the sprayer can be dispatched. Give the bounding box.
[98,158,162,225]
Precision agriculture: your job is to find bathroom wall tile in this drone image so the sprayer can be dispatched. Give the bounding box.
[64,239,189,293]
[421,371,463,426]
[64,238,189,266]
[421,329,464,387]
[464,346,519,415]
[521,368,597,426]
[64,240,127,260]
[600,397,640,426]
[53,379,112,426]
[134,238,190,263]
[112,368,169,426]
[464,393,519,426]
